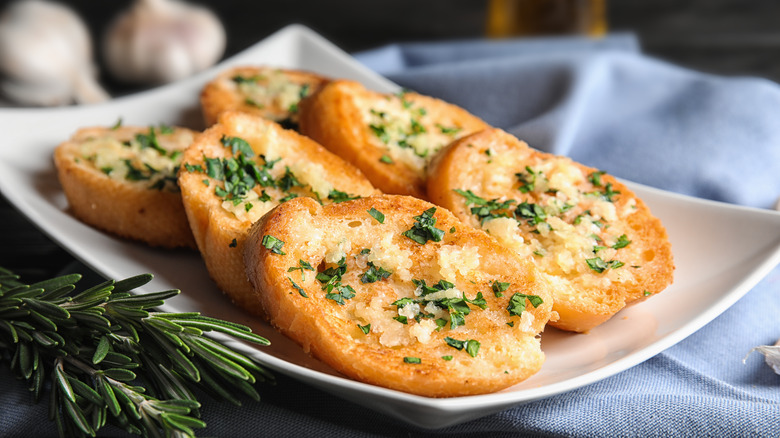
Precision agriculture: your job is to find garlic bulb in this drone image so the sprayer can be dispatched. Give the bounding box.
[103,0,226,85]
[0,0,109,106]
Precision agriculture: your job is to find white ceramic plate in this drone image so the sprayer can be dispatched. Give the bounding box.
[2,24,780,430]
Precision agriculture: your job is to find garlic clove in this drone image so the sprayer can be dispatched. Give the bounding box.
[0,0,109,106]
[103,0,226,85]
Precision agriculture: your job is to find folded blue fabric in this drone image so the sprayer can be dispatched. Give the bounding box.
[2,34,779,438]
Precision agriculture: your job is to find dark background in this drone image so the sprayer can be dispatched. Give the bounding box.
[33,0,780,92]
[3,0,780,280]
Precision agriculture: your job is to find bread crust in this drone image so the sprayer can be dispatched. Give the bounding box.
[178,111,377,316]
[427,128,674,332]
[244,195,555,397]
[298,80,490,199]
[53,125,197,249]
[200,66,329,127]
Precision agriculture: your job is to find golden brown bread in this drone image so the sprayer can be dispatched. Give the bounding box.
[243,195,556,397]
[427,128,674,333]
[53,124,197,249]
[178,111,378,316]
[200,66,329,128]
[298,80,490,199]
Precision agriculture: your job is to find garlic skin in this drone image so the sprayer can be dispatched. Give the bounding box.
[744,338,780,375]
[0,0,109,106]
[103,0,226,85]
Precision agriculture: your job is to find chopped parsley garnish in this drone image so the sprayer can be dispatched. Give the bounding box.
[454,189,515,224]
[229,238,237,248]
[288,259,315,281]
[643,290,652,296]
[402,207,445,244]
[436,124,461,135]
[277,167,302,191]
[325,284,355,305]
[328,189,359,203]
[379,155,394,164]
[442,355,453,361]
[585,257,624,273]
[358,324,371,334]
[444,337,480,357]
[232,74,264,84]
[507,293,543,317]
[403,357,421,364]
[261,235,286,255]
[369,124,389,144]
[367,207,385,223]
[184,163,203,173]
[515,202,547,226]
[135,128,167,155]
[359,248,371,255]
[612,234,632,249]
[288,277,308,297]
[111,117,122,130]
[316,258,348,293]
[221,135,254,157]
[516,166,541,193]
[361,262,392,283]
[491,280,510,297]
[588,170,606,187]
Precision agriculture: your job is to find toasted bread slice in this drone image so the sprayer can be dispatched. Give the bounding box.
[200,66,329,128]
[178,111,377,316]
[53,124,197,249]
[244,195,555,397]
[427,128,674,333]
[298,80,490,199]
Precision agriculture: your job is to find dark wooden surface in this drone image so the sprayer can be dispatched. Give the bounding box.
[2,0,780,282]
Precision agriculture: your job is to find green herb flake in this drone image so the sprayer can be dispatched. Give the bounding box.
[111,117,122,130]
[442,355,453,361]
[436,124,461,135]
[328,189,359,204]
[491,280,510,297]
[361,262,393,284]
[287,259,315,281]
[367,207,385,224]
[507,293,543,317]
[220,135,254,158]
[261,235,286,255]
[379,155,394,164]
[444,337,480,357]
[402,207,445,244]
[288,277,308,297]
[325,284,356,305]
[358,324,371,334]
[403,357,421,364]
[229,238,238,248]
[449,227,456,233]
[643,290,652,296]
[588,170,606,187]
[612,234,632,249]
[586,257,624,273]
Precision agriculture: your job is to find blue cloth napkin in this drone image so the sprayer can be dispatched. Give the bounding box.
[3,34,780,437]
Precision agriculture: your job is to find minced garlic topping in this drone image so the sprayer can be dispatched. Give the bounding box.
[79,128,192,192]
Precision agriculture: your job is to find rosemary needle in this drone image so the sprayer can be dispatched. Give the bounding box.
[0,266,273,438]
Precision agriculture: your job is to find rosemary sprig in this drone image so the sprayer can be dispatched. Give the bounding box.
[0,266,273,438]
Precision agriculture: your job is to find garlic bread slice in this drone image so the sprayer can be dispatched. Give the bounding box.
[244,195,555,397]
[53,124,197,248]
[427,128,674,333]
[200,66,328,128]
[178,111,377,316]
[298,80,490,199]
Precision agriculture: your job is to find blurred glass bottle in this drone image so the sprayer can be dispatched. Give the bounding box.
[486,0,607,37]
